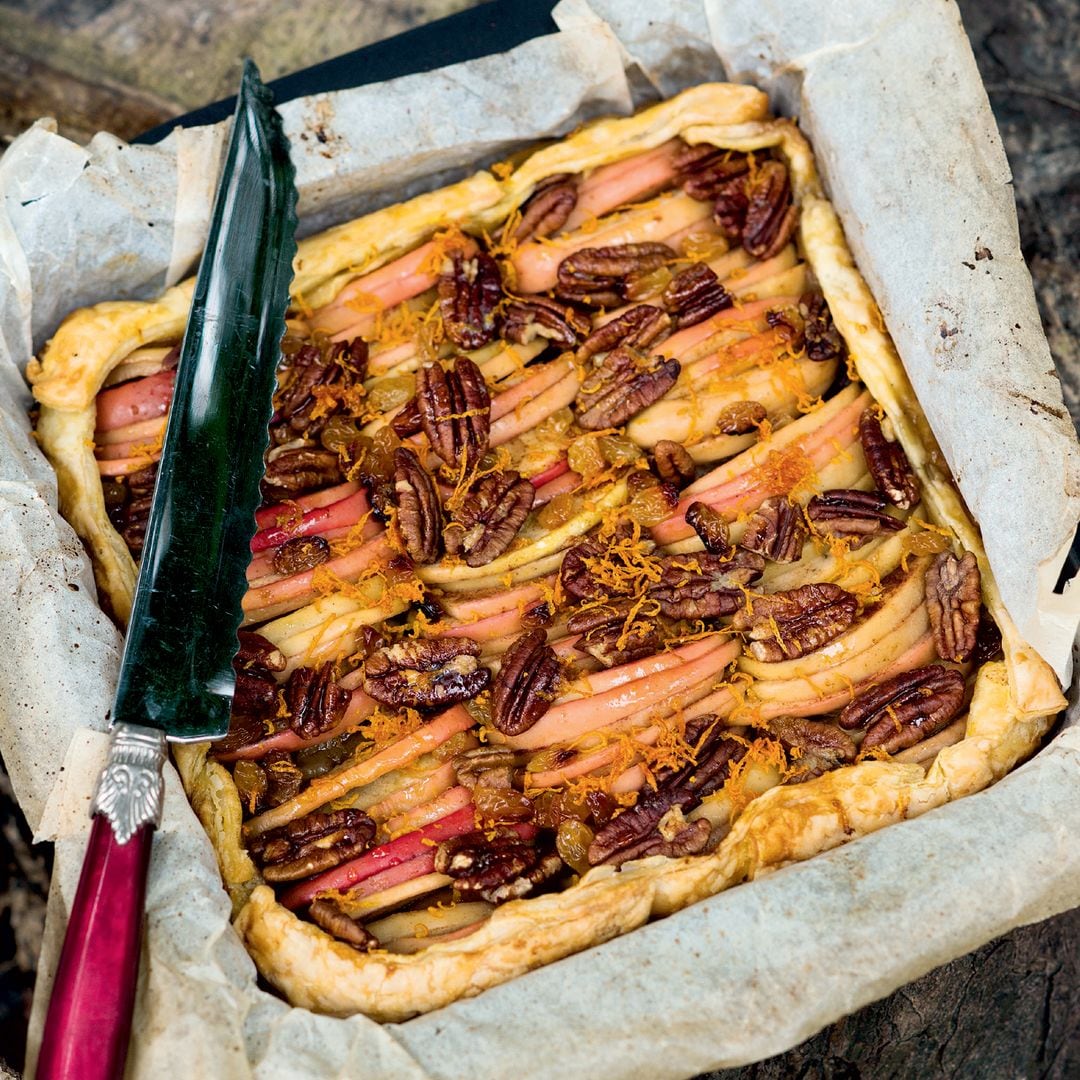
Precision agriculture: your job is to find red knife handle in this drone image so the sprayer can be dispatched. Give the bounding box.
[37,724,166,1080]
[37,815,153,1080]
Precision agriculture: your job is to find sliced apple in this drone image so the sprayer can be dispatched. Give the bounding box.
[503,637,741,752]
[247,706,476,838]
[557,636,727,703]
[755,621,936,720]
[730,263,808,302]
[433,549,567,594]
[385,785,473,835]
[490,371,581,448]
[365,901,495,946]
[512,191,712,294]
[366,761,458,823]
[309,236,473,339]
[738,558,930,682]
[626,355,837,447]
[651,296,799,364]
[651,388,869,545]
[560,139,684,232]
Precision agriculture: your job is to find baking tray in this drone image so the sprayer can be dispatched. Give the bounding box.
[135,0,560,144]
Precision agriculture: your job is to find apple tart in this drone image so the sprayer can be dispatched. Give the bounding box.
[29,83,1066,1022]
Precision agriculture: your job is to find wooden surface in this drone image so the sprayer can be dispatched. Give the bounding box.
[0,0,1077,1075]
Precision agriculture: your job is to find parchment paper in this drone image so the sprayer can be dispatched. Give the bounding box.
[2,2,1079,1076]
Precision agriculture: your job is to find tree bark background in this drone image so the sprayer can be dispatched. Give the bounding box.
[0,0,1077,1075]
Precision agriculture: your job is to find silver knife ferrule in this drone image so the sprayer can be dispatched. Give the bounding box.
[91,724,167,844]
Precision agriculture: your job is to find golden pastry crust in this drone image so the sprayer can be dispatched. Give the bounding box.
[30,84,1065,1022]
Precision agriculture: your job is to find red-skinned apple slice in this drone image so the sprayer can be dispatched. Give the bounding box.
[255,482,361,529]
[651,296,799,363]
[503,637,741,752]
[730,263,808,302]
[94,414,167,446]
[529,457,570,488]
[650,386,868,545]
[384,785,473,835]
[560,139,684,232]
[97,452,161,476]
[627,354,837,447]
[310,236,477,339]
[533,469,582,507]
[490,372,581,448]
[557,636,726,703]
[512,191,711,294]
[242,533,395,623]
[95,369,175,431]
[250,490,376,553]
[365,901,494,947]
[366,761,458,823]
[101,345,176,388]
[214,687,377,763]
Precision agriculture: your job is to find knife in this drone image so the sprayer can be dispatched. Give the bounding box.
[36,59,297,1080]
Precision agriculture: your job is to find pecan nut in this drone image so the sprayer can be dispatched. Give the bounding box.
[740,496,806,563]
[416,356,491,471]
[567,598,665,668]
[390,395,423,439]
[112,463,158,556]
[806,489,905,545]
[392,446,443,564]
[732,582,858,662]
[925,551,981,663]
[557,520,648,604]
[652,439,696,486]
[587,723,745,866]
[575,346,680,431]
[765,716,857,781]
[500,295,591,349]
[676,143,750,202]
[444,470,535,567]
[272,338,367,442]
[438,247,503,350]
[435,831,561,903]
[491,629,562,736]
[839,664,966,754]
[284,662,350,740]
[858,408,920,510]
[262,447,344,502]
[309,899,378,951]
[559,522,655,602]
[453,745,518,791]
[646,550,764,619]
[510,173,578,243]
[576,305,672,363]
[227,630,286,726]
[555,243,675,307]
[742,160,798,260]
[661,262,732,327]
[684,501,732,556]
[363,637,489,709]
[800,291,846,362]
[713,173,751,240]
[272,535,331,577]
[249,808,376,882]
[716,399,767,436]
